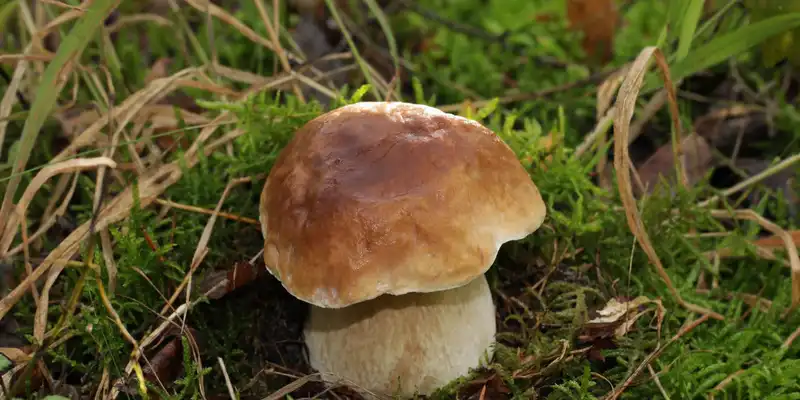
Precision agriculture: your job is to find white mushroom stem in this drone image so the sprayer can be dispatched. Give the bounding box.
[303,274,497,398]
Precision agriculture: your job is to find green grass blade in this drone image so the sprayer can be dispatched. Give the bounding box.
[693,0,740,41]
[675,0,706,61]
[361,0,400,92]
[673,12,800,79]
[666,0,690,43]
[0,1,19,36]
[0,0,120,223]
[324,0,381,100]
[644,12,800,92]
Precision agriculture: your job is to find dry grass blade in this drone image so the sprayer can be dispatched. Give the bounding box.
[0,164,179,324]
[262,374,322,400]
[107,14,172,32]
[0,53,55,64]
[155,198,259,225]
[611,46,723,320]
[253,0,305,102]
[194,177,256,270]
[0,58,27,156]
[698,152,800,208]
[218,357,238,400]
[107,262,234,400]
[0,0,120,244]
[180,176,254,333]
[605,314,711,400]
[0,157,117,257]
[752,230,800,249]
[708,209,800,311]
[98,128,244,399]
[0,364,26,400]
[594,66,629,188]
[100,229,118,295]
[183,0,302,63]
[6,173,81,258]
[52,68,202,162]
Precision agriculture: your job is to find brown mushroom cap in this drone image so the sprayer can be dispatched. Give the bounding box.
[259,102,546,308]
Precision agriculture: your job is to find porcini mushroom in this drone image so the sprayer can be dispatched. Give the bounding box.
[259,101,546,398]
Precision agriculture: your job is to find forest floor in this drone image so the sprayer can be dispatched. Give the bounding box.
[1,0,799,399]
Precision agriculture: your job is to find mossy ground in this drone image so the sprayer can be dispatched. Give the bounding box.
[1,0,799,399]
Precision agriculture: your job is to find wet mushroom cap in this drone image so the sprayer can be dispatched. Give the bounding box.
[259,101,546,308]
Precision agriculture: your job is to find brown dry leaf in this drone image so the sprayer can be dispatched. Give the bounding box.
[566,0,620,64]
[585,296,664,339]
[141,336,183,388]
[200,260,267,300]
[580,296,665,363]
[636,133,716,196]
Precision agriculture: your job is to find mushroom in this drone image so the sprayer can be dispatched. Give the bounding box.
[259,101,546,398]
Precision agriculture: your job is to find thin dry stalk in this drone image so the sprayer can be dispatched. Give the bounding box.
[0,157,117,256]
[0,53,55,64]
[107,14,172,32]
[154,198,260,225]
[101,129,244,400]
[183,0,302,63]
[647,364,670,399]
[107,274,229,400]
[253,0,305,102]
[605,314,711,400]
[213,62,272,85]
[0,163,177,324]
[752,230,800,249]
[5,173,81,258]
[34,5,86,39]
[708,209,800,311]
[574,112,613,158]
[99,230,118,295]
[291,71,340,100]
[611,46,721,320]
[218,358,238,400]
[707,369,745,399]
[0,58,28,156]
[39,0,85,10]
[180,176,254,333]
[94,367,111,400]
[698,152,800,208]
[783,325,800,350]
[51,68,203,162]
